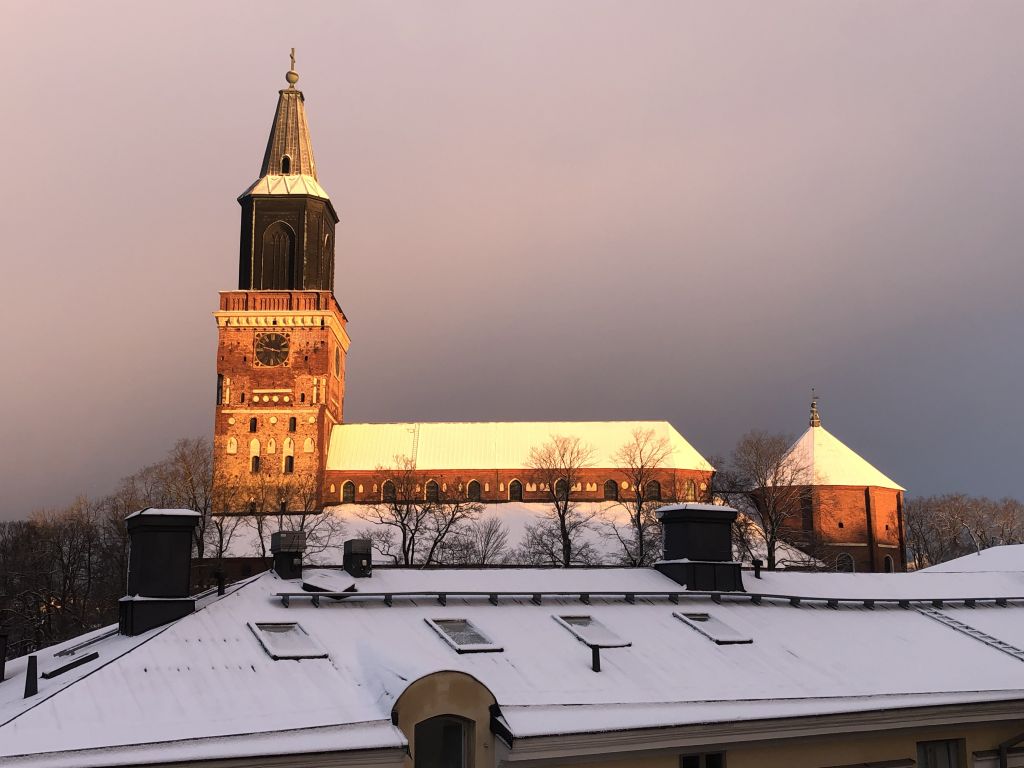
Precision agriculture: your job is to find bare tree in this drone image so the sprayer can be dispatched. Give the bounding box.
[356,458,484,565]
[434,516,512,565]
[715,431,812,570]
[604,428,673,566]
[904,494,1024,569]
[526,435,597,567]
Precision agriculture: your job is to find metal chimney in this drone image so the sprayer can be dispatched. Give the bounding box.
[655,503,744,592]
[271,530,307,580]
[343,539,373,578]
[119,508,201,636]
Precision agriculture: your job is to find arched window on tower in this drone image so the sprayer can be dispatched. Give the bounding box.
[644,480,661,501]
[467,480,481,502]
[425,480,440,503]
[836,553,856,573]
[884,555,895,573]
[603,479,619,501]
[342,481,355,504]
[282,438,295,473]
[382,480,396,503]
[508,479,523,502]
[288,417,297,432]
[303,437,315,453]
[281,155,291,174]
[249,418,257,433]
[249,439,261,475]
[226,437,238,455]
[258,221,296,289]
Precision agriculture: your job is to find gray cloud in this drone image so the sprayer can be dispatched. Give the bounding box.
[1,1,1022,517]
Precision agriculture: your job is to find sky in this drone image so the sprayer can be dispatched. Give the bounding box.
[1,1,1022,518]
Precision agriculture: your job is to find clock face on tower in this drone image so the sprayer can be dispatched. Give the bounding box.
[254,333,290,366]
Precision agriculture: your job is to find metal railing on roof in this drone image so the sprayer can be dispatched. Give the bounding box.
[273,589,1023,610]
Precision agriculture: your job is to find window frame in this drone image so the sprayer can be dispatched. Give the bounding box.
[425,618,503,654]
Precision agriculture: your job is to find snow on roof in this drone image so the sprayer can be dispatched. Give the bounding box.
[325,421,714,472]
[783,424,904,490]
[124,508,202,520]
[240,173,330,200]
[921,544,1024,573]
[3,565,1024,766]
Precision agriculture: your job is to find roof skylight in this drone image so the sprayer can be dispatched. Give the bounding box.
[674,612,752,645]
[248,622,328,660]
[554,615,631,649]
[426,618,503,653]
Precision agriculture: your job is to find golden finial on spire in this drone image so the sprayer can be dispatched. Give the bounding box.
[285,48,299,88]
[810,389,821,428]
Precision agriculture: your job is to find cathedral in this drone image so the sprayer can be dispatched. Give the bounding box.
[211,60,905,572]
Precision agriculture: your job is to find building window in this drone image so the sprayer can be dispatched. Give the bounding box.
[300,392,306,403]
[836,553,856,572]
[240,392,245,403]
[684,479,697,501]
[281,155,291,174]
[554,478,569,500]
[216,374,224,405]
[382,480,396,503]
[425,480,440,503]
[283,455,295,474]
[467,480,481,502]
[414,715,471,768]
[249,417,257,433]
[644,480,661,501]
[251,456,260,473]
[289,417,297,432]
[917,739,964,768]
[680,754,725,768]
[508,479,523,502]
[342,481,355,504]
[800,488,813,531]
[884,555,895,573]
[226,437,238,454]
[603,479,618,501]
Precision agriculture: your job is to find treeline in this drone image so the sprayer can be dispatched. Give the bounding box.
[904,494,1024,570]
[0,438,214,659]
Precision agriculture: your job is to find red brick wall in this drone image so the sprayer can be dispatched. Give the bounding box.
[211,291,347,513]
[323,468,714,506]
[782,485,905,572]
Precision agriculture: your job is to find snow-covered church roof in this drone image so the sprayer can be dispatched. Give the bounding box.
[782,401,904,491]
[325,420,714,472]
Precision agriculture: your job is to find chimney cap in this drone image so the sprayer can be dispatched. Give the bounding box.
[655,502,731,519]
[125,507,202,521]
[271,530,307,554]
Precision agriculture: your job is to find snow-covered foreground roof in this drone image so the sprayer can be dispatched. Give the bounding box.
[325,420,714,472]
[922,544,1024,573]
[783,423,904,490]
[2,564,1024,766]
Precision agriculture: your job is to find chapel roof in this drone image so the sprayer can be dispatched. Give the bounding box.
[782,401,904,491]
[325,420,715,473]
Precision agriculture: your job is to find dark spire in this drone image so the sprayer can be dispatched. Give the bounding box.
[810,390,821,428]
[236,52,338,293]
[259,50,318,179]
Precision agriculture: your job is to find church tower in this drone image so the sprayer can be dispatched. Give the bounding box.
[212,54,348,515]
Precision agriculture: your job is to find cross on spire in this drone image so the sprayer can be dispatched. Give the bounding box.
[810,389,821,428]
[286,48,299,88]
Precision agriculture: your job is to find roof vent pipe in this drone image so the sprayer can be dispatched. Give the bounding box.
[655,503,745,592]
[271,530,307,580]
[343,539,373,578]
[752,558,763,579]
[23,655,37,698]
